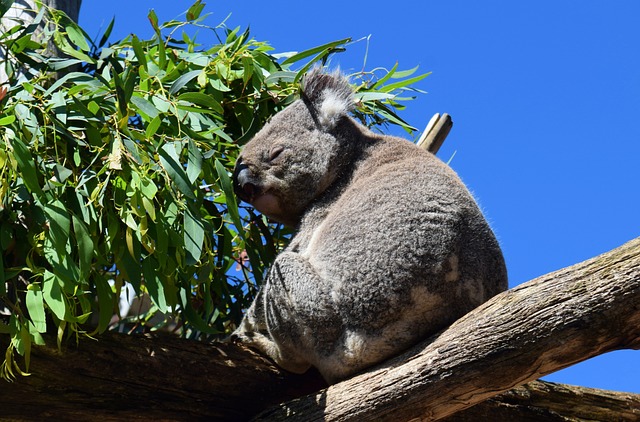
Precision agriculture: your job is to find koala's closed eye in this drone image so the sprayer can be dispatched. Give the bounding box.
[269,146,285,162]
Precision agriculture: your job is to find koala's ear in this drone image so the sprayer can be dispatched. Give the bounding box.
[302,69,354,130]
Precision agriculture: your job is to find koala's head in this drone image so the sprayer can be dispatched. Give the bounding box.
[233,69,355,226]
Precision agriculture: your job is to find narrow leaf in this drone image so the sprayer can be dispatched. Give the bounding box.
[169,69,201,95]
[214,159,244,239]
[10,137,43,198]
[43,271,67,321]
[26,285,47,333]
[186,139,203,184]
[158,143,196,200]
[177,92,223,114]
[72,215,94,278]
[94,275,114,333]
[282,38,350,66]
[98,16,115,48]
[186,0,205,21]
[66,24,90,52]
[131,95,159,120]
[184,204,205,266]
[142,257,167,312]
[131,34,147,69]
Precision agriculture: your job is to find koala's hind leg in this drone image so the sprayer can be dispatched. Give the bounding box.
[235,251,341,377]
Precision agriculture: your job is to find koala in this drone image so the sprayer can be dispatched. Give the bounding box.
[231,69,508,384]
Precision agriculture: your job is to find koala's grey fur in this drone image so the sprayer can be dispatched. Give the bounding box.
[232,69,508,384]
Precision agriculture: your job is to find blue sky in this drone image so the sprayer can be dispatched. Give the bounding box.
[79,1,639,393]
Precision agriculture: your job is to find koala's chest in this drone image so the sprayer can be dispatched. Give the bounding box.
[287,221,325,257]
[285,203,334,259]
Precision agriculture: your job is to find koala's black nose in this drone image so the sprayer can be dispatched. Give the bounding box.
[233,158,257,203]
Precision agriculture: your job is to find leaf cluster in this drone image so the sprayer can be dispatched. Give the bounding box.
[0,0,428,379]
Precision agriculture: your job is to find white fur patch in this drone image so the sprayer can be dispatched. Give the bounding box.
[318,90,349,129]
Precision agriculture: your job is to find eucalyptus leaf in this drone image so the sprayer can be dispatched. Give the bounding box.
[184,204,205,266]
[42,271,67,321]
[169,69,201,95]
[158,143,196,200]
[131,95,160,120]
[26,285,47,333]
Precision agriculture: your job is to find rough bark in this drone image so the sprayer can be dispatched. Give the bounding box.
[443,381,640,422]
[1,237,639,421]
[0,332,328,421]
[255,237,640,421]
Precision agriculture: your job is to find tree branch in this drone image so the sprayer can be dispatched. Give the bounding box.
[2,238,639,421]
[0,332,326,421]
[443,380,640,421]
[417,113,453,154]
[255,237,640,421]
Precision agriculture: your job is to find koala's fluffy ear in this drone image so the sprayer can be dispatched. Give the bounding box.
[302,69,354,130]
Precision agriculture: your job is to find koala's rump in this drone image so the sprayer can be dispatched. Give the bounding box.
[299,145,505,371]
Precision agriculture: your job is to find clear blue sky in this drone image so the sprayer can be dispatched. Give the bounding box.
[79,1,639,393]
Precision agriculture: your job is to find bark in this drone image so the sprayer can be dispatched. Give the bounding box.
[443,381,640,422]
[255,237,640,421]
[0,332,328,421]
[1,237,639,421]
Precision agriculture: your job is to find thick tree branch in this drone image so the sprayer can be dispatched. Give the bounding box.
[0,332,327,421]
[255,237,640,421]
[443,381,640,421]
[2,238,639,421]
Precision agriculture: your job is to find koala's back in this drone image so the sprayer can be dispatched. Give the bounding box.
[290,135,507,381]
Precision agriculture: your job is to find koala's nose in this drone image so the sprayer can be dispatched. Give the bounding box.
[233,158,257,202]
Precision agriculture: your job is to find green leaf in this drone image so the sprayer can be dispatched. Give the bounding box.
[10,137,43,198]
[186,139,202,184]
[281,38,350,66]
[131,95,159,120]
[265,71,296,85]
[66,24,90,52]
[184,204,204,266]
[369,62,399,89]
[98,16,115,48]
[53,31,95,63]
[72,215,94,279]
[43,270,67,321]
[391,65,420,79]
[179,287,220,334]
[19,322,32,371]
[177,92,223,114]
[94,275,114,333]
[379,72,430,93]
[139,175,158,199]
[214,159,244,239]
[26,285,47,333]
[169,69,201,95]
[158,143,196,200]
[0,114,15,125]
[44,200,71,254]
[148,9,160,34]
[142,257,167,312]
[145,115,162,138]
[186,0,205,21]
[131,34,147,70]
[353,92,396,102]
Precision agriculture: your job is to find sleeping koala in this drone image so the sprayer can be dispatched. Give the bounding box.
[232,69,508,384]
